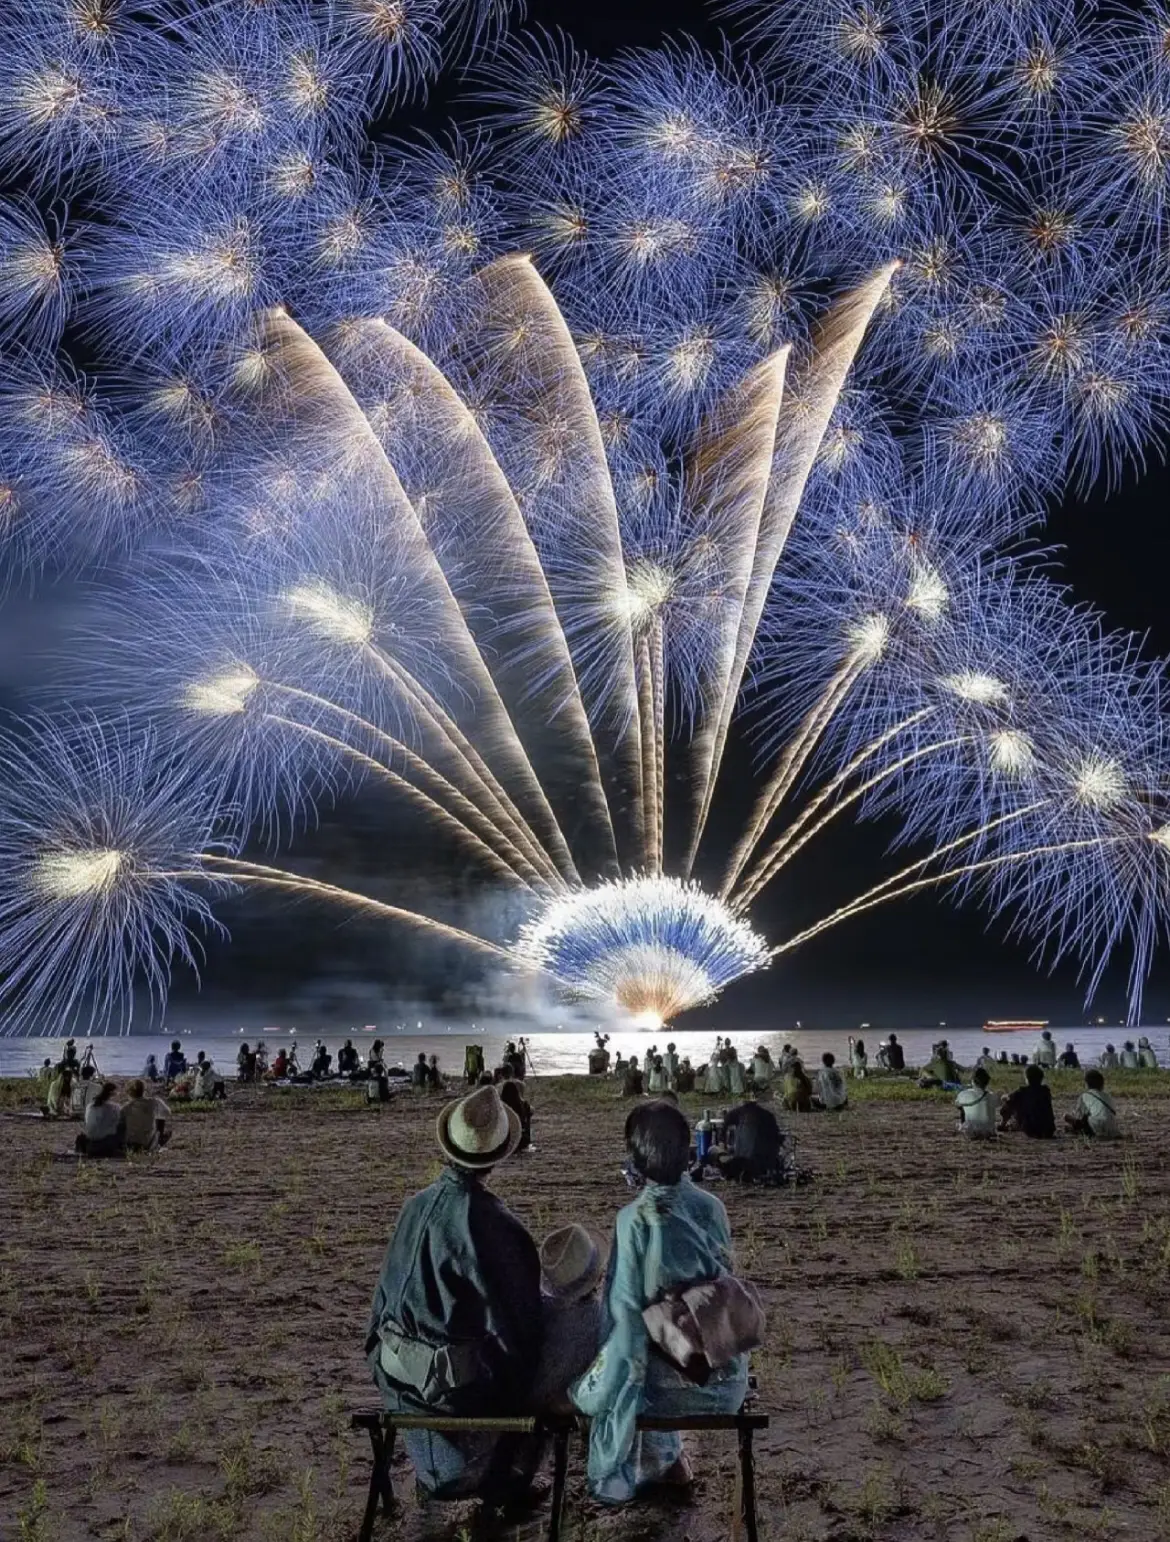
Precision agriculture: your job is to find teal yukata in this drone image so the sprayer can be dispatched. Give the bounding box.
[571,1177,749,1504]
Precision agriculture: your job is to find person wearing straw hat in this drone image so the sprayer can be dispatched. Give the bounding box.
[531,1225,606,1413]
[364,1085,545,1506]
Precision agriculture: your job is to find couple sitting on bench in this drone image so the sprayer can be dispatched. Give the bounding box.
[365,1086,758,1514]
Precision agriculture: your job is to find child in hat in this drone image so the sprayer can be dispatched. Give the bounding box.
[530,1225,605,1413]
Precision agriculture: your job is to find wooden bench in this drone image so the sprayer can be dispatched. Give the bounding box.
[350,1406,769,1542]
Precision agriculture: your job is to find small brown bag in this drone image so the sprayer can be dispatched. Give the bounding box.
[642,1274,766,1386]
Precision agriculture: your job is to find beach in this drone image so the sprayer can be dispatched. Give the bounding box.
[2,1071,1169,1542]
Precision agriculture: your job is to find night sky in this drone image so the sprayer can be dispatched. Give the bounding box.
[10,0,1170,1032]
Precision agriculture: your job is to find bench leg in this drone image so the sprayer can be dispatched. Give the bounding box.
[359,1422,396,1542]
[547,1427,570,1542]
[737,1425,759,1542]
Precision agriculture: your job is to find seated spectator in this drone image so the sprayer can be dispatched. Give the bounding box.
[1120,1040,1140,1069]
[531,1225,604,1413]
[142,1053,161,1083]
[75,1082,124,1157]
[587,1035,611,1076]
[813,1053,848,1111]
[849,1038,868,1078]
[725,1047,747,1097]
[311,1041,332,1078]
[718,1102,784,1182]
[749,1046,773,1089]
[123,1080,171,1151]
[269,1048,289,1079]
[1063,1069,1121,1140]
[572,1100,750,1505]
[1033,1030,1058,1067]
[675,1058,696,1094]
[337,1039,360,1076]
[621,1054,644,1097]
[704,1046,726,1096]
[163,1040,187,1082]
[1099,1043,1119,1069]
[999,1065,1056,1138]
[427,1054,442,1089]
[647,1055,668,1095]
[366,1065,391,1104]
[976,1047,997,1073]
[783,1059,813,1113]
[367,1040,386,1073]
[1137,1036,1158,1069]
[885,1033,906,1072]
[191,1053,223,1101]
[920,1043,962,1086]
[1057,1043,1080,1069]
[365,1085,543,1507]
[955,1067,999,1139]
[499,1074,532,1151]
[412,1052,429,1089]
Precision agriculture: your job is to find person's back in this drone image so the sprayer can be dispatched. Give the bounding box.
[1099,1045,1119,1069]
[1065,1071,1120,1140]
[1033,1032,1057,1068]
[750,1050,772,1087]
[722,1102,783,1180]
[1120,1041,1140,1069]
[163,1046,186,1080]
[726,1052,746,1097]
[622,1058,644,1097]
[815,1055,847,1110]
[955,1069,999,1138]
[412,1054,428,1089]
[783,1062,812,1112]
[1138,1037,1158,1069]
[499,1077,531,1149]
[885,1036,905,1072]
[663,1046,679,1082]
[647,1058,667,1094]
[676,1059,695,1093]
[1001,1067,1055,1138]
[1057,1045,1080,1069]
[123,1081,171,1151]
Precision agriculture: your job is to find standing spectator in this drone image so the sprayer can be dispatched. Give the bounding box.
[749,1046,773,1089]
[163,1040,187,1082]
[1032,1030,1057,1067]
[412,1052,430,1089]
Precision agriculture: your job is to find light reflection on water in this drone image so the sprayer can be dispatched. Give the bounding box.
[0,1022,1142,1079]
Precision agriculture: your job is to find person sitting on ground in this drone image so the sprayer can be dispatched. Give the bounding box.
[366,1063,392,1104]
[237,1043,252,1082]
[718,1101,785,1183]
[476,1071,494,1087]
[412,1052,429,1090]
[676,1057,696,1094]
[885,1033,906,1072]
[813,1052,848,1111]
[1120,1039,1140,1069]
[531,1226,605,1413]
[269,1047,289,1079]
[1099,1043,1119,1069]
[163,1040,187,1082]
[572,1099,751,1504]
[996,1050,1010,1065]
[783,1058,813,1113]
[999,1064,1056,1138]
[367,1039,385,1073]
[75,1081,125,1158]
[977,1046,997,1073]
[587,1034,611,1076]
[920,1042,962,1086]
[254,1041,269,1075]
[1057,1042,1080,1069]
[311,1040,332,1078]
[725,1046,747,1097]
[44,1066,74,1118]
[704,1046,726,1096]
[955,1066,1000,1139]
[647,1055,668,1095]
[1063,1069,1121,1140]
[1032,1029,1057,1068]
[849,1038,868,1078]
[777,1043,799,1075]
[498,1072,533,1151]
[123,1079,172,1152]
[749,1046,773,1090]
[612,1052,627,1079]
[365,1084,544,1509]
[1137,1035,1158,1069]
[191,1052,222,1101]
[663,1042,679,1086]
[621,1054,644,1098]
[142,1053,161,1083]
[463,1043,485,1084]
[338,1039,360,1076]
[427,1054,442,1089]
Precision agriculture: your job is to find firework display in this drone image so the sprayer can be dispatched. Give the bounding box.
[1,0,1169,1033]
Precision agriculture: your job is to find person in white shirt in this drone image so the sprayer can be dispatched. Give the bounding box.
[1137,1036,1158,1069]
[1119,1041,1140,1069]
[1032,1030,1057,1068]
[976,1047,997,1074]
[1063,1070,1121,1139]
[814,1053,848,1111]
[750,1046,773,1089]
[662,1043,679,1087]
[122,1079,172,1151]
[955,1067,1000,1139]
[849,1038,868,1078]
[725,1048,747,1097]
[75,1082,124,1157]
[1099,1044,1119,1069]
[646,1056,668,1094]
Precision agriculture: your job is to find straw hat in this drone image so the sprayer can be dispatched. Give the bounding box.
[540,1224,603,1301]
[436,1085,521,1169]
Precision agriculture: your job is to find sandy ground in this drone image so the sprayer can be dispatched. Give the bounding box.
[2,1071,1170,1542]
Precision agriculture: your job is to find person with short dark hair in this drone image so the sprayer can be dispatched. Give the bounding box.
[162,1040,186,1082]
[338,1039,360,1076]
[1099,1043,1119,1069]
[1137,1035,1158,1069]
[1064,1069,1120,1139]
[573,1100,749,1504]
[123,1080,171,1151]
[675,1057,695,1094]
[1057,1043,1080,1069]
[976,1046,997,1073]
[311,1040,332,1078]
[783,1058,813,1112]
[412,1051,429,1090]
[75,1081,124,1157]
[1119,1040,1140,1069]
[999,1064,1056,1138]
[366,1085,543,1507]
[814,1052,848,1111]
[955,1066,999,1139]
[499,1076,532,1150]
[621,1054,644,1097]
[885,1033,905,1072]
[1033,1029,1057,1067]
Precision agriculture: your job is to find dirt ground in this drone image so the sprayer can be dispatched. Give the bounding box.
[2,1070,1170,1542]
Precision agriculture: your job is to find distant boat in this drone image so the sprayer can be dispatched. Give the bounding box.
[983,1019,1048,1032]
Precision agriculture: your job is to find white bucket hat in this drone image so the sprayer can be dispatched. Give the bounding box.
[540,1224,604,1302]
[436,1085,521,1170]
